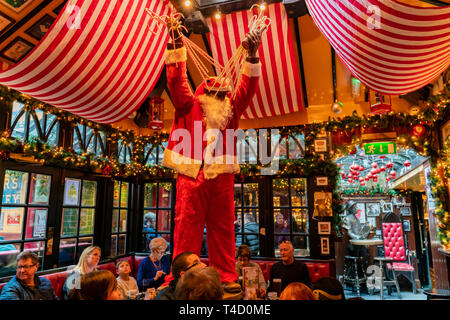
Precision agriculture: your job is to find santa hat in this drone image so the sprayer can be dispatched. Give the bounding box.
[204,77,232,92]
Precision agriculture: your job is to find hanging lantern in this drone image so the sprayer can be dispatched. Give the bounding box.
[149,96,164,130]
[370,91,392,115]
[404,160,411,167]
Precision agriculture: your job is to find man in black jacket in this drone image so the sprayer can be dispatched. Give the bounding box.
[235,214,259,255]
[155,251,206,300]
[268,240,311,293]
[0,251,57,300]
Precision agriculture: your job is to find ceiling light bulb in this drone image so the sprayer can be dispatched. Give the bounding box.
[215,12,221,19]
[185,0,191,6]
[261,3,266,10]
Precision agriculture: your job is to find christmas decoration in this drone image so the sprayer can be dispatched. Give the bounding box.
[412,124,426,137]
[404,160,411,167]
[331,101,344,114]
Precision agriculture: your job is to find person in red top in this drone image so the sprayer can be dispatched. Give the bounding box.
[162,18,262,293]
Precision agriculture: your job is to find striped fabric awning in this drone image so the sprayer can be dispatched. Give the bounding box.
[305,0,450,95]
[206,2,304,119]
[0,0,171,124]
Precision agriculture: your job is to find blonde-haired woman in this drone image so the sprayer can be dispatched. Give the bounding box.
[137,237,170,292]
[62,245,101,300]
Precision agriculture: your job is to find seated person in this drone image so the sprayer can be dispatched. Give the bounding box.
[116,259,139,300]
[137,237,170,292]
[312,277,346,301]
[67,270,120,300]
[62,245,101,300]
[279,282,315,300]
[175,266,224,300]
[235,245,267,298]
[0,251,57,300]
[155,251,206,300]
[268,240,311,293]
[235,214,259,255]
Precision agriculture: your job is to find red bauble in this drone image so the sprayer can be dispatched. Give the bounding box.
[371,162,378,169]
[367,174,373,179]
[379,155,386,159]
[412,124,425,137]
[359,165,364,171]
[370,168,377,175]
[365,177,370,181]
[386,177,391,181]
[380,166,386,172]
[389,170,397,177]
[404,160,411,167]
[386,162,394,169]
[361,182,366,186]
[373,177,378,182]
[359,177,364,182]
[348,178,353,183]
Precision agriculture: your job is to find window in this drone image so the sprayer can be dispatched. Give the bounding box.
[0,170,51,277]
[234,182,260,256]
[142,182,173,251]
[271,131,305,160]
[118,139,132,164]
[59,178,97,267]
[111,181,129,257]
[273,178,309,257]
[73,124,106,157]
[144,141,167,166]
[10,101,59,147]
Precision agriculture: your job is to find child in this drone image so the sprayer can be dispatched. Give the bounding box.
[116,259,139,300]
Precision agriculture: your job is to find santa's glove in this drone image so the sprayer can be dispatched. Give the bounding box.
[243,29,262,63]
[166,17,183,49]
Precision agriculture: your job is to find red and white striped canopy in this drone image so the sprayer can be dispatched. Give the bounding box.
[206,2,304,119]
[0,0,171,124]
[305,0,450,95]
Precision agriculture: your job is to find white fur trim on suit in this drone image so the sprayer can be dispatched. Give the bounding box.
[162,148,202,179]
[165,47,187,64]
[242,61,262,77]
[203,155,240,180]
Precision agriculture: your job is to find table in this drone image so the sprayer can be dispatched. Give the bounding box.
[350,239,383,266]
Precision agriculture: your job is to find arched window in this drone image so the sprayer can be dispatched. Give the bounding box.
[72,124,106,157]
[10,101,60,147]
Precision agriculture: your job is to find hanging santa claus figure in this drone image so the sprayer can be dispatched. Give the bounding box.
[161,17,263,294]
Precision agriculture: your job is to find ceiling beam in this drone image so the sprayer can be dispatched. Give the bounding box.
[419,0,450,6]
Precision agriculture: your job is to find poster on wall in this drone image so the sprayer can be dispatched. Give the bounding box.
[0,210,3,231]
[2,170,28,204]
[356,203,366,223]
[366,203,381,217]
[321,237,330,255]
[313,192,332,217]
[33,210,47,238]
[64,179,80,206]
[33,174,51,204]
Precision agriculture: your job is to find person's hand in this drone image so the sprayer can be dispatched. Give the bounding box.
[154,270,165,281]
[244,29,262,58]
[166,17,182,43]
[257,288,266,299]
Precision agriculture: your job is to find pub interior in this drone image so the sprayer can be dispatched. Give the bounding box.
[0,0,449,304]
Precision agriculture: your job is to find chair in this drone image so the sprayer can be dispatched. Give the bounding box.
[376,212,417,298]
[343,255,367,297]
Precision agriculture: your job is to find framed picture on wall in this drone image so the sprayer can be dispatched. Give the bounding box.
[356,203,366,223]
[25,14,55,41]
[318,222,331,235]
[400,206,411,216]
[316,177,328,186]
[403,220,411,232]
[382,202,393,213]
[0,11,15,35]
[314,138,327,153]
[0,37,34,63]
[366,203,381,217]
[321,237,330,255]
[0,0,33,13]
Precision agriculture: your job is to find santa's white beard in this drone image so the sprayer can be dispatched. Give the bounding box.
[198,94,233,130]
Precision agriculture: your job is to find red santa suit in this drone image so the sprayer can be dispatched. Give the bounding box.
[162,45,261,283]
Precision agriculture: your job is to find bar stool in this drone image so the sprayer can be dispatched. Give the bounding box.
[373,256,401,300]
[343,255,367,297]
